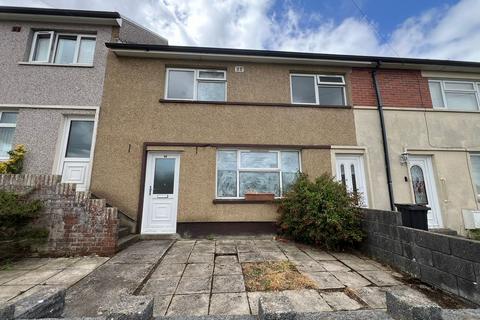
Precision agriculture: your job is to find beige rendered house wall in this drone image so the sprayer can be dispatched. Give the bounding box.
[91,54,358,222]
[354,107,480,235]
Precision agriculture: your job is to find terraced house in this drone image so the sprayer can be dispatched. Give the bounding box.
[91,44,480,237]
[0,6,166,191]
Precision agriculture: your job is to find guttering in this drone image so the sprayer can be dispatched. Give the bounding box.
[372,61,395,211]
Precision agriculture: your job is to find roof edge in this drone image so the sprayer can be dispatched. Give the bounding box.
[0,6,121,19]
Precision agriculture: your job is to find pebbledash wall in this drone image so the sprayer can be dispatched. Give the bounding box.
[361,208,480,305]
[0,174,119,256]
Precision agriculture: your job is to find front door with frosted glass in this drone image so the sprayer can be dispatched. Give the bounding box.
[59,117,94,192]
[335,155,369,207]
[408,156,443,228]
[141,153,180,234]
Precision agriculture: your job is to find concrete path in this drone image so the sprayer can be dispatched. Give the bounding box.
[0,256,108,303]
[62,240,173,317]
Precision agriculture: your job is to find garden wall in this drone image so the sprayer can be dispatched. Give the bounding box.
[361,208,480,305]
[0,174,119,256]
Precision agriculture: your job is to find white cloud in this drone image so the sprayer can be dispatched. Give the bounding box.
[1,0,480,61]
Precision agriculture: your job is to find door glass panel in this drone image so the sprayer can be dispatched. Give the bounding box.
[65,120,94,158]
[411,165,428,204]
[153,158,175,194]
[340,164,346,188]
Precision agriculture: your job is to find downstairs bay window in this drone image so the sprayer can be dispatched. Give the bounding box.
[216,150,300,199]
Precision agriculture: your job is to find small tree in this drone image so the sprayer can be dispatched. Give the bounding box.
[0,144,26,174]
[278,173,365,251]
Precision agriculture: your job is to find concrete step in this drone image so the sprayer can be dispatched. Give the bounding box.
[117,234,140,252]
[431,228,458,236]
[117,226,130,238]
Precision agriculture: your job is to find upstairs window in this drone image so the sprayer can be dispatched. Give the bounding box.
[290,74,346,106]
[0,112,18,159]
[216,150,300,198]
[428,80,480,111]
[165,68,226,101]
[29,31,96,65]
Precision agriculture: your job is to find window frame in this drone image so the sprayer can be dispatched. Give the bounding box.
[428,79,480,111]
[470,154,480,200]
[0,111,18,160]
[165,68,227,101]
[29,31,54,63]
[290,73,347,106]
[215,149,302,199]
[28,31,96,65]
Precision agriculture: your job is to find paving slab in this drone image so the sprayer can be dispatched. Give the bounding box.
[152,295,172,317]
[109,240,172,264]
[216,245,237,254]
[331,271,371,288]
[330,252,363,260]
[10,258,49,270]
[167,294,209,316]
[37,258,80,270]
[183,264,214,277]
[141,277,181,296]
[188,253,215,264]
[349,286,387,309]
[282,289,332,312]
[238,252,265,263]
[67,256,109,270]
[285,251,315,262]
[247,291,280,315]
[358,271,401,286]
[0,284,34,302]
[237,244,257,253]
[342,259,381,271]
[216,256,238,264]
[162,253,191,264]
[295,261,326,273]
[214,263,243,275]
[176,276,211,294]
[151,263,185,278]
[261,251,289,261]
[45,268,93,285]
[5,269,58,285]
[209,292,250,315]
[318,261,351,272]
[212,275,245,293]
[0,270,28,285]
[305,272,345,289]
[321,291,363,310]
[302,249,336,261]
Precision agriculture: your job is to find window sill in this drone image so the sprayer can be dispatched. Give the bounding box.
[159,99,352,109]
[18,62,94,68]
[213,199,281,204]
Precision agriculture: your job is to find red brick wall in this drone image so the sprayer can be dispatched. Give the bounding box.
[351,68,433,108]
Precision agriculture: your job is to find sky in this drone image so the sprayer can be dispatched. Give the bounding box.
[1,0,480,61]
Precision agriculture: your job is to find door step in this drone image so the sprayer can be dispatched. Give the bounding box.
[118,226,130,238]
[140,233,181,240]
[117,234,140,251]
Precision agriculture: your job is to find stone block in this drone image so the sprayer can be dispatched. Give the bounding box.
[0,302,14,320]
[456,277,480,305]
[385,289,441,320]
[13,287,66,319]
[398,227,416,244]
[442,308,480,320]
[414,230,450,254]
[320,292,362,311]
[393,254,420,278]
[432,252,475,281]
[412,245,433,266]
[450,237,480,263]
[419,265,458,295]
[166,294,209,316]
[102,295,153,320]
[209,292,250,315]
[258,294,295,320]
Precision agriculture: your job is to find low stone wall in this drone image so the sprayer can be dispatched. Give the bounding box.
[0,174,119,256]
[361,208,480,305]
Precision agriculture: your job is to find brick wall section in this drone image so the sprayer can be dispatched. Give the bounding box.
[351,68,433,108]
[0,174,119,256]
[361,208,480,305]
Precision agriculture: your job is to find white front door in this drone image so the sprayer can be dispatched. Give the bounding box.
[408,156,443,228]
[59,117,95,192]
[335,155,369,207]
[141,152,180,234]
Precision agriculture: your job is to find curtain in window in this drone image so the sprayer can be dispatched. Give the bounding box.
[0,127,15,158]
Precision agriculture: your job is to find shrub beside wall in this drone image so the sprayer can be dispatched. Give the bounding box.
[278,173,365,250]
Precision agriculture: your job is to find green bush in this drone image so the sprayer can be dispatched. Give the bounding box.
[0,191,47,261]
[277,173,365,251]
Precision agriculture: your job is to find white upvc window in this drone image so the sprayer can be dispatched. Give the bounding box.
[428,79,480,111]
[0,112,18,159]
[470,154,480,200]
[216,150,301,199]
[165,68,227,101]
[290,74,347,106]
[29,31,96,65]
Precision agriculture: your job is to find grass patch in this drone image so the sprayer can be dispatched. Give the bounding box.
[242,261,317,292]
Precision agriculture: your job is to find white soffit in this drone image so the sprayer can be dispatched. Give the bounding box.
[0,13,121,26]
